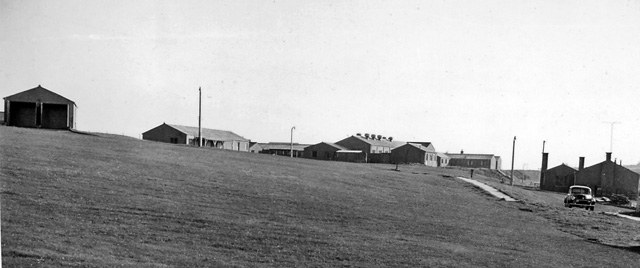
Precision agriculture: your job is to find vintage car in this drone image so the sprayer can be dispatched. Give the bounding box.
[564,185,595,211]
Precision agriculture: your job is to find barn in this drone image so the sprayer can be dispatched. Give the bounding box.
[540,164,577,193]
[390,143,438,166]
[4,85,77,129]
[142,123,250,152]
[575,153,640,199]
[303,142,366,162]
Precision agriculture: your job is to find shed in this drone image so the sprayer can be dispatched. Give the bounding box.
[4,85,77,129]
[142,123,250,151]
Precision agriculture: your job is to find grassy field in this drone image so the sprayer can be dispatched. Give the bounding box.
[2,126,640,267]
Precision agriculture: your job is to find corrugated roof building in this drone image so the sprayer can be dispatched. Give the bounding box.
[142,123,250,152]
[3,85,77,129]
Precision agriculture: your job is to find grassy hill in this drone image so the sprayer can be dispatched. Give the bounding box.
[2,126,640,267]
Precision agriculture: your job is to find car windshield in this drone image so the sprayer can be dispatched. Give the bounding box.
[571,188,589,194]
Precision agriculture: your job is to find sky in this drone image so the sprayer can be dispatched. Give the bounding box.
[2,0,640,169]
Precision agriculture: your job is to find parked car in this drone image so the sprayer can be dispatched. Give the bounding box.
[564,185,595,211]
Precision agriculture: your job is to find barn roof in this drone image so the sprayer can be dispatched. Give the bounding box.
[446,153,497,160]
[167,124,249,142]
[349,135,406,148]
[437,152,450,159]
[308,142,349,151]
[546,163,577,173]
[4,85,76,106]
[406,142,436,152]
[399,143,436,153]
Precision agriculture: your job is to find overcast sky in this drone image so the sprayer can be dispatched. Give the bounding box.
[2,0,640,169]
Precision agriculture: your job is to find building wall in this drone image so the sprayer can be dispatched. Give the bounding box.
[336,152,366,163]
[448,158,493,169]
[425,152,438,167]
[142,124,188,144]
[369,153,391,163]
[390,145,426,165]
[437,156,449,167]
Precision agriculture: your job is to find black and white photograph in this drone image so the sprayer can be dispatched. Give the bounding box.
[2,0,640,266]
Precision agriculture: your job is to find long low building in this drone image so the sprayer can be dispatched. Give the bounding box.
[142,123,250,152]
[257,142,310,157]
[446,151,502,170]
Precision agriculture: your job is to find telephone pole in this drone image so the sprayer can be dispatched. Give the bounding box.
[290,126,296,157]
[510,136,516,186]
[198,87,202,147]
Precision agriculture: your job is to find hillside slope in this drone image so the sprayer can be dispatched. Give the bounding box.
[2,127,639,267]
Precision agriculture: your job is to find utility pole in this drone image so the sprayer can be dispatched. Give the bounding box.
[603,121,620,152]
[290,126,296,157]
[510,136,516,186]
[198,87,202,147]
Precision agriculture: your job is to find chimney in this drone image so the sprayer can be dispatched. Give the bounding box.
[461,150,464,154]
[540,153,549,188]
[541,153,549,173]
[578,157,585,171]
[606,152,612,162]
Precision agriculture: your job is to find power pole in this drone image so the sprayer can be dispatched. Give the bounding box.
[510,136,516,186]
[290,126,296,157]
[198,87,202,147]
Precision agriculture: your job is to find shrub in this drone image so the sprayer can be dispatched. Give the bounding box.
[609,194,630,205]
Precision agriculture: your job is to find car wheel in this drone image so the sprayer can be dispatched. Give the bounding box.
[590,206,594,211]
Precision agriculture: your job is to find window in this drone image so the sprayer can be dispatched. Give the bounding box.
[312,151,318,158]
[170,137,178,144]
